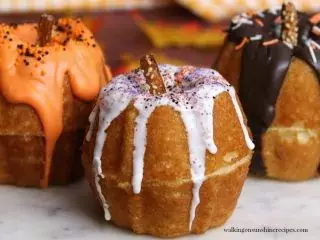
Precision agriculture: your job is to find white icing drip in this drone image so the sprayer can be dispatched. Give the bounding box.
[311,39,320,50]
[231,13,253,30]
[250,34,262,41]
[268,7,279,15]
[94,168,110,221]
[198,95,217,154]
[92,109,110,220]
[257,12,265,18]
[228,88,255,150]
[89,77,134,221]
[132,98,157,194]
[179,110,206,231]
[306,39,320,64]
[86,103,98,141]
[88,65,254,229]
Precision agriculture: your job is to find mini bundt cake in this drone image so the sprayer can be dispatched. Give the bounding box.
[82,54,254,237]
[215,2,320,181]
[0,14,110,188]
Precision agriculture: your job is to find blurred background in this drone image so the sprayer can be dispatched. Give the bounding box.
[0,0,319,75]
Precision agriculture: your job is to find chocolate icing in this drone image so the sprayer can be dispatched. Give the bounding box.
[227,8,320,173]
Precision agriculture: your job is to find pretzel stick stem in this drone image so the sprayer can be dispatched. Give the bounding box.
[38,13,55,46]
[140,54,166,95]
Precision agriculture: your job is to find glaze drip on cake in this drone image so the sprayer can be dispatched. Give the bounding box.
[0,18,106,187]
[87,64,254,230]
[226,2,320,172]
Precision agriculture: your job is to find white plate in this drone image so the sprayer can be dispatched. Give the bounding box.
[0,177,319,240]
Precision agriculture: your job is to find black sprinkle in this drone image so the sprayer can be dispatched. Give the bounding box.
[56,25,65,32]
[62,38,70,46]
[25,48,35,57]
[76,35,83,41]
[9,23,18,29]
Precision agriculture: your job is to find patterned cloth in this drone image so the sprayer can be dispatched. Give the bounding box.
[0,0,173,12]
[176,0,320,21]
[1,0,319,22]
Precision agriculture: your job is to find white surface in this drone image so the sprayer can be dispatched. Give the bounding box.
[0,177,319,240]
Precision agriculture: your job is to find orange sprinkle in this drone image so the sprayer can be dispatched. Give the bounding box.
[262,39,279,46]
[310,13,320,24]
[247,10,255,17]
[274,16,282,24]
[182,21,200,32]
[254,18,264,27]
[235,37,249,50]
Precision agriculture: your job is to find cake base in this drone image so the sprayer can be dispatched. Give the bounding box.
[83,154,251,237]
[262,127,320,181]
[0,130,85,187]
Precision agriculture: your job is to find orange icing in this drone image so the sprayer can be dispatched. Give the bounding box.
[0,19,107,187]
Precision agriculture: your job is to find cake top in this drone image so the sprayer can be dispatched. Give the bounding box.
[92,57,254,158]
[98,63,231,111]
[0,16,98,49]
[227,2,320,71]
[0,15,107,187]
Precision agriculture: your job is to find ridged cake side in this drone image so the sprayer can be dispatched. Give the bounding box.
[0,77,93,187]
[82,91,252,237]
[262,58,320,180]
[216,42,320,180]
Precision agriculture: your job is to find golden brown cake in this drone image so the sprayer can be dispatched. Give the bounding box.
[0,14,110,188]
[82,55,254,237]
[215,2,320,181]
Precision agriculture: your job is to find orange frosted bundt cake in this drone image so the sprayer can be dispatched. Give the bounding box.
[0,14,110,188]
[215,2,320,181]
[82,55,254,237]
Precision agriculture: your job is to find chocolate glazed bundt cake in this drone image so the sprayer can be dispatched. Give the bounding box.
[82,55,254,237]
[215,2,320,181]
[0,15,110,187]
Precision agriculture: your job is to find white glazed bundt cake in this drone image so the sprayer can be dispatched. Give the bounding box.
[83,55,254,237]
